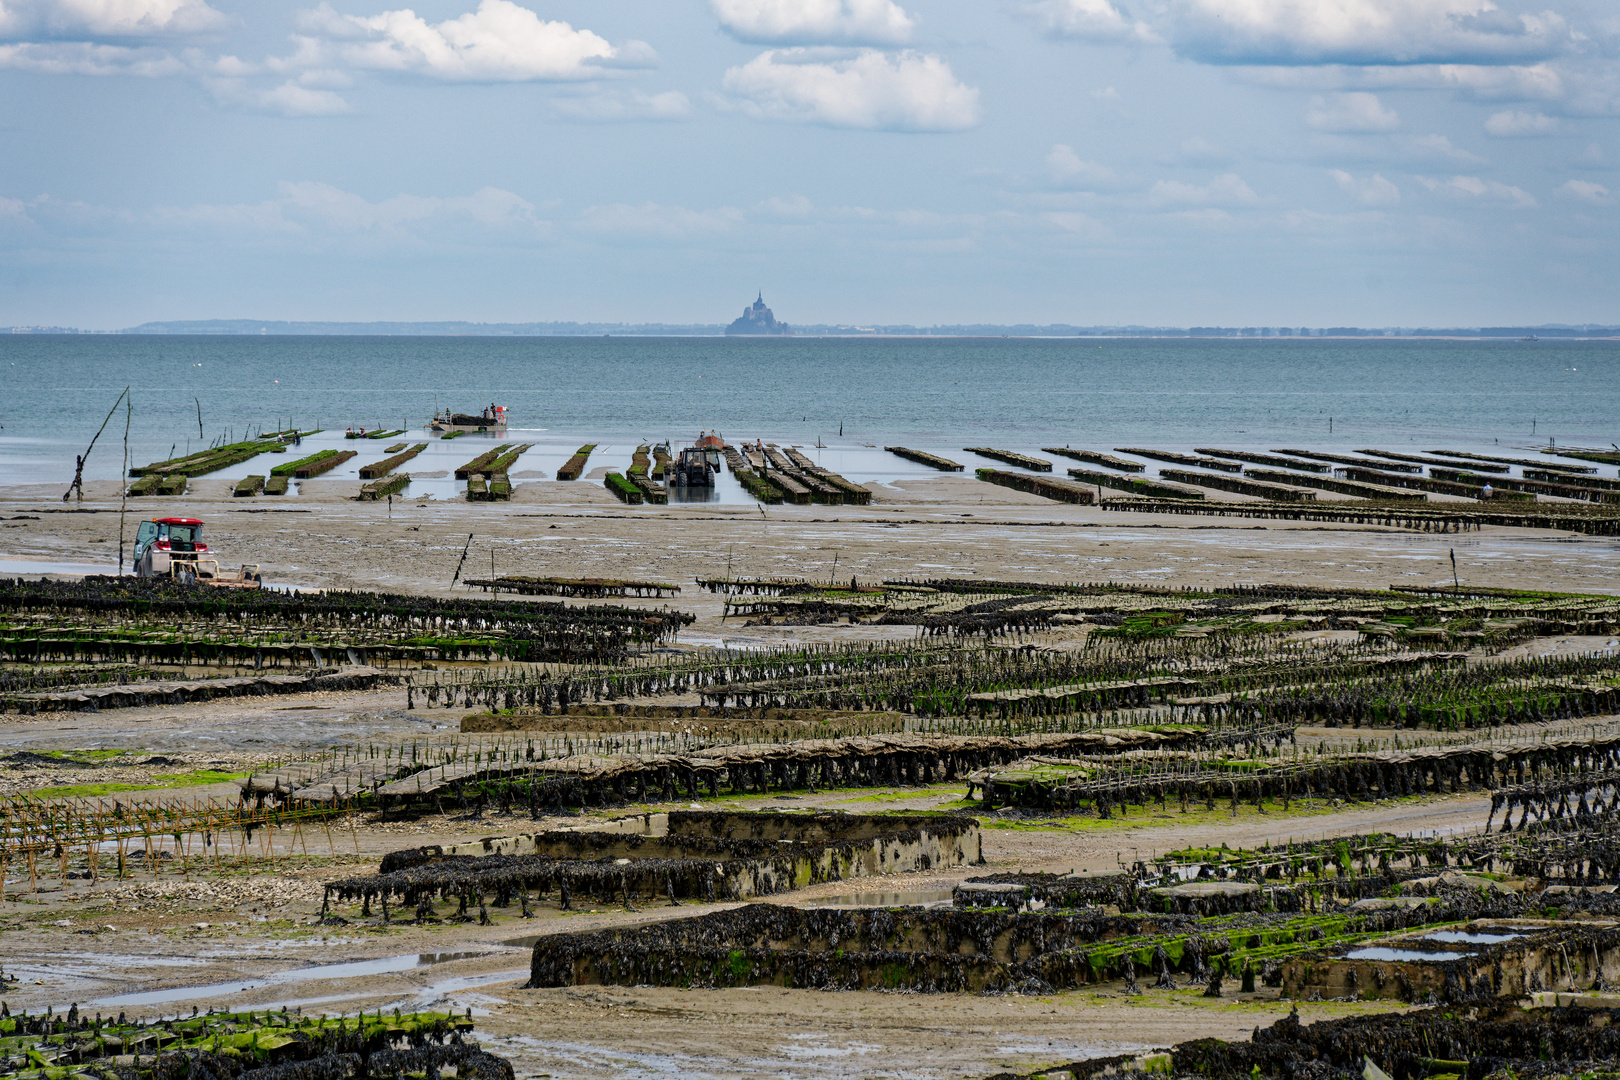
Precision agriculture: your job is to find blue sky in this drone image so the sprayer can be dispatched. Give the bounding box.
[1,0,1616,328]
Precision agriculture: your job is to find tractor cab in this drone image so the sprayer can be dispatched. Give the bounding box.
[134,517,208,563]
[134,517,260,587]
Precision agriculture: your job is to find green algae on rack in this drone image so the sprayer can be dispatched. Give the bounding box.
[275,449,357,479]
[556,444,597,481]
[605,472,643,504]
[359,442,428,479]
[361,473,410,500]
[0,1007,504,1080]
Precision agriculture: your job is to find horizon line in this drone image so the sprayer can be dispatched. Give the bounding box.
[7,318,1620,340]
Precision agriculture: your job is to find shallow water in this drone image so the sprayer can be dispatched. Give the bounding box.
[4,336,1616,485]
[91,950,490,1009]
[1343,947,1466,962]
[1419,930,1524,944]
[0,557,121,576]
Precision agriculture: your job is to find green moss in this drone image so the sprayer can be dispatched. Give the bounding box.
[29,770,248,799]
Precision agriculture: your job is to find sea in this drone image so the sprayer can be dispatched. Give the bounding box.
[1,335,1615,501]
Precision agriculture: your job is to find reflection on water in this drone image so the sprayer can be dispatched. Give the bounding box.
[1344,947,1465,962]
[669,482,722,504]
[1419,930,1524,944]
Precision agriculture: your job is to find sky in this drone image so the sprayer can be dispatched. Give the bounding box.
[0,0,1617,329]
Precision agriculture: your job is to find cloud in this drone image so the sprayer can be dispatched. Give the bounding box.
[712,0,915,46]
[0,0,225,40]
[1147,172,1258,206]
[1162,0,1576,67]
[1236,61,1565,100]
[1157,135,1233,166]
[155,181,548,242]
[757,193,817,217]
[1399,132,1485,163]
[1572,141,1605,167]
[0,181,549,249]
[300,0,645,82]
[0,39,184,73]
[1419,173,1537,206]
[256,80,350,115]
[720,48,980,131]
[577,201,746,240]
[1306,91,1399,131]
[1483,108,1556,135]
[1041,210,1111,238]
[1330,168,1401,205]
[1557,179,1610,204]
[550,89,691,120]
[1013,0,1157,44]
[1046,144,1128,189]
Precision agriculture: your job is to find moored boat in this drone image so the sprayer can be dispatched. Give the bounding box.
[432,406,508,432]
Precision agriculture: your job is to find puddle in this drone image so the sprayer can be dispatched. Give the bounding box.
[0,558,120,577]
[1344,947,1466,962]
[1419,930,1525,944]
[92,951,488,1008]
[10,954,210,979]
[801,889,957,909]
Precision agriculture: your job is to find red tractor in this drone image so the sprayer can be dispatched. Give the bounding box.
[133,517,261,587]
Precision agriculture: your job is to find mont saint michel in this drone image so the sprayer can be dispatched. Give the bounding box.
[725,292,791,335]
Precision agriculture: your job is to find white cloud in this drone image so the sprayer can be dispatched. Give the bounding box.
[1147,172,1258,206]
[1483,109,1556,135]
[1306,91,1399,131]
[156,181,547,241]
[1157,135,1232,166]
[757,193,816,217]
[712,0,914,46]
[1041,210,1111,238]
[1236,61,1565,100]
[0,0,225,40]
[1419,173,1537,207]
[1399,132,1485,163]
[1572,142,1605,167]
[1014,0,1157,44]
[720,48,980,131]
[0,39,183,73]
[257,80,350,115]
[1046,144,1128,189]
[1161,0,1575,67]
[577,201,746,240]
[1330,168,1400,205]
[551,89,691,121]
[301,0,644,82]
[1557,179,1610,204]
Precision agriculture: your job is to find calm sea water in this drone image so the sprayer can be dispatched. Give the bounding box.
[1,335,1615,489]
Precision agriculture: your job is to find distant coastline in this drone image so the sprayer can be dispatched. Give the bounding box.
[4,319,1619,339]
